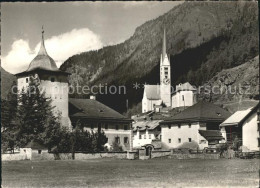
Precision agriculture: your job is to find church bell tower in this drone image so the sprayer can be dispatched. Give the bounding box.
[160,28,171,107]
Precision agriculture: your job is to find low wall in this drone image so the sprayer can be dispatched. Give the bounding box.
[151,150,171,158]
[75,152,127,160]
[2,153,28,161]
[169,153,220,159]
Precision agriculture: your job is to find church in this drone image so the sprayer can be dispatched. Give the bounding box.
[142,29,197,113]
[15,28,133,151]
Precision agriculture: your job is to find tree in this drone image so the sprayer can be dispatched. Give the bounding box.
[15,77,62,149]
[111,140,123,152]
[1,82,18,152]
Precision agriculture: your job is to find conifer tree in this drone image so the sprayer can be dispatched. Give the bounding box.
[16,77,62,149]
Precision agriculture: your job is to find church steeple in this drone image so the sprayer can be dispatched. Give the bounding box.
[162,27,166,59]
[38,25,48,56]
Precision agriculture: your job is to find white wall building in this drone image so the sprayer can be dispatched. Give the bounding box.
[142,28,171,113]
[160,101,231,149]
[220,104,260,152]
[172,82,197,109]
[132,120,162,148]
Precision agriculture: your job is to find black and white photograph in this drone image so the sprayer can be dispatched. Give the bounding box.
[1,1,259,187]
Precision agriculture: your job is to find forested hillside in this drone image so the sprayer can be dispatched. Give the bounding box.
[60,2,259,114]
[1,67,16,99]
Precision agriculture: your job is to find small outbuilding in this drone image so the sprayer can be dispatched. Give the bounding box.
[220,103,260,152]
[21,140,48,160]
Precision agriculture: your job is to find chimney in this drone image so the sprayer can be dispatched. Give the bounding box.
[90,95,96,100]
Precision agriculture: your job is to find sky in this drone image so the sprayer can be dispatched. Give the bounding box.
[2,1,182,74]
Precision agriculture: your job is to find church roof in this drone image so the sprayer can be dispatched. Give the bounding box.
[162,27,167,61]
[144,85,161,100]
[161,101,231,124]
[69,98,132,122]
[175,82,196,92]
[15,28,68,76]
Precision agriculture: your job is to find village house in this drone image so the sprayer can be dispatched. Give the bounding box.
[160,101,231,150]
[15,28,133,151]
[132,120,162,149]
[69,98,133,151]
[220,103,260,152]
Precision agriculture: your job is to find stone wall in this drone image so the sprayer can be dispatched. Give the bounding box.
[2,153,28,161]
[75,152,127,160]
[151,150,171,158]
[169,153,220,159]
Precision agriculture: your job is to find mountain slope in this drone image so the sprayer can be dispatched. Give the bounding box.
[60,2,258,113]
[199,56,259,112]
[1,67,16,99]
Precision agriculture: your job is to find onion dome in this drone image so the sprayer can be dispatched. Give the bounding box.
[26,27,59,72]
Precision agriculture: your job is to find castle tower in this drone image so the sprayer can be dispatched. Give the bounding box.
[160,28,171,107]
[15,27,72,130]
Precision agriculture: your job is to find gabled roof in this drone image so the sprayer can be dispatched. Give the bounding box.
[220,103,259,127]
[69,98,132,122]
[175,82,196,92]
[199,130,223,140]
[144,85,161,100]
[132,120,162,131]
[24,140,47,149]
[161,101,231,124]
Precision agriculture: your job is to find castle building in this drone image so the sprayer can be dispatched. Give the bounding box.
[142,28,171,113]
[15,28,133,151]
[15,28,72,130]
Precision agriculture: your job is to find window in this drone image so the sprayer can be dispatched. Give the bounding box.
[189,138,192,142]
[26,78,29,83]
[139,135,142,139]
[51,77,55,82]
[115,137,120,144]
[149,134,151,139]
[144,135,146,139]
[115,125,119,130]
[124,137,129,144]
[160,135,162,140]
[258,122,260,131]
[38,150,42,154]
[188,123,191,128]
[168,125,171,129]
[168,139,171,143]
[105,124,108,130]
[178,124,181,129]
[124,125,128,130]
[182,95,185,101]
[258,138,260,147]
[178,138,181,143]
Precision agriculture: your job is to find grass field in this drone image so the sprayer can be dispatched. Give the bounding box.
[2,158,259,187]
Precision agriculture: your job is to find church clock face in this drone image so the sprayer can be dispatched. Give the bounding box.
[163,78,170,85]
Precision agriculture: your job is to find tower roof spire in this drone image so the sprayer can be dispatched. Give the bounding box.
[162,27,166,59]
[38,25,48,56]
